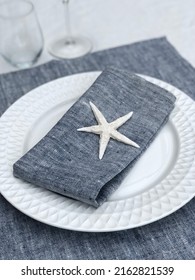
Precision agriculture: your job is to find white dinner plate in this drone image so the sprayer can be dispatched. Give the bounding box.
[0,72,195,232]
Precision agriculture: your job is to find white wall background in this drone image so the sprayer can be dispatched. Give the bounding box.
[0,0,195,73]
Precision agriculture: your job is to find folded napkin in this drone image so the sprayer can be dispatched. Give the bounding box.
[13,67,176,207]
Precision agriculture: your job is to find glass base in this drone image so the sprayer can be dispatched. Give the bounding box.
[2,49,42,69]
[48,36,92,59]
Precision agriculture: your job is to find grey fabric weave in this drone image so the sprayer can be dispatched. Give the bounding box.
[0,37,195,259]
[13,67,175,207]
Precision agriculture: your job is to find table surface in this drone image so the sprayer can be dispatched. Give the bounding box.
[0,0,195,74]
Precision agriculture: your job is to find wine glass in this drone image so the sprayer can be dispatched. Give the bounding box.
[48,0,92,59]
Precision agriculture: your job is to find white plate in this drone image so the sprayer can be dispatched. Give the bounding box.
[0,72,195,232]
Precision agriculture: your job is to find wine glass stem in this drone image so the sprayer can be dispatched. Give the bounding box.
[63,0,73,44]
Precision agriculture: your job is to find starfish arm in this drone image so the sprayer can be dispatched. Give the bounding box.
[111,130,140,148]
[99,132,111,159]
[77,125,101,134]
[110,112,133,129]
[89,102,108,125]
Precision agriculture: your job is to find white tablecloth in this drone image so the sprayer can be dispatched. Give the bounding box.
[0,0,195,73]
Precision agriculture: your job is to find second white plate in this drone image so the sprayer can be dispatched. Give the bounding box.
[0,72,195,232]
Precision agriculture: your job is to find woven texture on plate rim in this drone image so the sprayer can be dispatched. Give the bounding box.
[0,72,195,232]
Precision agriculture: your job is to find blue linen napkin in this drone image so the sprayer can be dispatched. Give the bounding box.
[13,67,176,207]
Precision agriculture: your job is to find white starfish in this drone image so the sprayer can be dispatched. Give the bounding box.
[77,102,140,159]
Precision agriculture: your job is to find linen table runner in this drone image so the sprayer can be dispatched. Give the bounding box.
[0,37,194,259]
